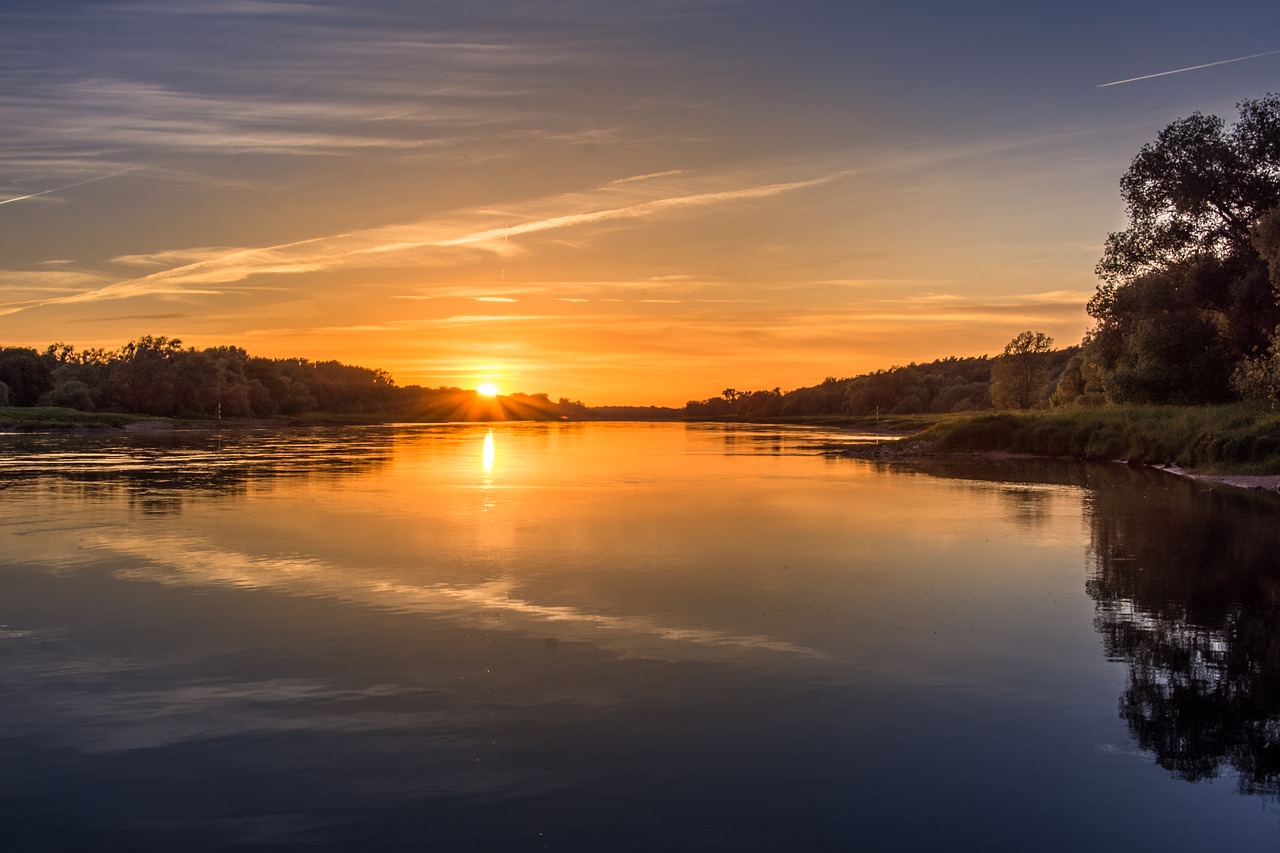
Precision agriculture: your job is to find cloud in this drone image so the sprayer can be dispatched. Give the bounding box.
[111,247,247,267]
[359,171,851,255]
[0,270,109,291]
[808,278,953,289]
[607,169,691,185]
[7,79,456,156]
[71,312,190,324]
[114,0,326,16]
[4,169,852,315]
[433,314,571,325]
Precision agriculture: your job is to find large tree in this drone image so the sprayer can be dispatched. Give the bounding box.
[1095,94,1280,289]
[1088,95,1280,403]
[990,331,1055,409]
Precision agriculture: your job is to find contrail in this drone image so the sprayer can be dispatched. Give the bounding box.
[1098,50,1280,88]
[0,166,143,206]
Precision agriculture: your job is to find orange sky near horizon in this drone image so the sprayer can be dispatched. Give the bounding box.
[3,2,1278,405]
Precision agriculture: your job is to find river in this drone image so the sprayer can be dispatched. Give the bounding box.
[1,423,1277,850]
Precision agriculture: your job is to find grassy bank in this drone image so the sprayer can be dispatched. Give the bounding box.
[0,407,416,431]
[0,406,173,431]
[916,404,1280,474]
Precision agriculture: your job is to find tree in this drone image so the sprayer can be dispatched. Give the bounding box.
[1256,205,1280,292]
[990,331,1054,409]
[1087,95,1280,402]
[1088,268,1236,404]
[0,347,54,406]
[1095,94,1280,290]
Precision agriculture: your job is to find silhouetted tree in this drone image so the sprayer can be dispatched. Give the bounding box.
[1087,268,1236,404]
[1096,94,1280,288]
[0,347,54,406]
[990,331,1054,409]
[1087,94,1280,402]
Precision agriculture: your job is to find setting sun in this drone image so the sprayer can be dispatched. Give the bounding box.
[476,382,500,397]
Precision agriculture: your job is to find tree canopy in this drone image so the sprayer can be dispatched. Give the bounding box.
[1087,94,1280,405]
[1095,93,1280,290]
[990,331,1055,410]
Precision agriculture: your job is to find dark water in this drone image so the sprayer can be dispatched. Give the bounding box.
[1,423,1277,851]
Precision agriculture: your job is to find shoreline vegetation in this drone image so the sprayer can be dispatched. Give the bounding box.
[830,406,1280,491]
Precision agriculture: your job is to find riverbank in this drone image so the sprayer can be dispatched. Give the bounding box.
[1150,464,1280,493]
[820,404,1280,492]
[913,405,1280,474]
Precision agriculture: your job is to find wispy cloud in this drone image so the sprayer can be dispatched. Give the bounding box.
[2,170,851,315]
[115,0,327,16]
[358,172,851,256]
[71,312,190,324]
[1098,49,1280,87]
[4,79,461,157]
[0,270,109,290]
[607,169,691,185]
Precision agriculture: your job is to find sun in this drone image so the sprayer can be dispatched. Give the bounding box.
[476,382,499,397]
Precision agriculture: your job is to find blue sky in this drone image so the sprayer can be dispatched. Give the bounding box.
[2,0,1278,403]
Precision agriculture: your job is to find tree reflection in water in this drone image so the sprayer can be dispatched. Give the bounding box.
[0,427,395,514]
[893,456,1280,800]
[1086,471,1280,798]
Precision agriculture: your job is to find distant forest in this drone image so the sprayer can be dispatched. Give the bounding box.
[684,347,1078,419]
[0,335,673,422]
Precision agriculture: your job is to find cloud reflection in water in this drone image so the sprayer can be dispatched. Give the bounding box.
[96,532,829,663]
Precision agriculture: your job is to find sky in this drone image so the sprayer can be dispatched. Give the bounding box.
[2,1,1279,405]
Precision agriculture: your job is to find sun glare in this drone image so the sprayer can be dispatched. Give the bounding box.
[482,430,495,473]
[476,382,499,397]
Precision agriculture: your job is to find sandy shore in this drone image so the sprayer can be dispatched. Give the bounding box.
[1152,464,1280,493]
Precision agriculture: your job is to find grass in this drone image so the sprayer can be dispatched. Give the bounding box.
[0,406,171,430]
[0,407,390,431]
[916,404,1280,474]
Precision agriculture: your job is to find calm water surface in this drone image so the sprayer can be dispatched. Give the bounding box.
[1,423,1278,851]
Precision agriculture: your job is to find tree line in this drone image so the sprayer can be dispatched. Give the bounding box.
[684,347,1078,419]
[0,336,420,417]
[690,93,1280,418]
[0,335,678,422]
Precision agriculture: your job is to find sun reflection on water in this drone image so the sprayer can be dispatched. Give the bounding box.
[482,430,495,474]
